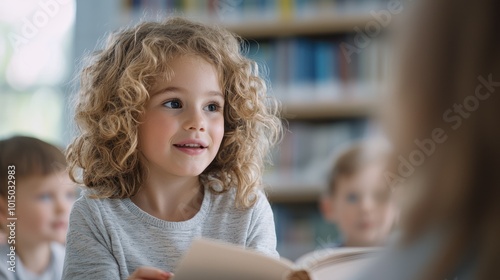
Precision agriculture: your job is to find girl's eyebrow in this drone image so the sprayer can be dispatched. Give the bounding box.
[152,86,223,97]
[151,86,183,96]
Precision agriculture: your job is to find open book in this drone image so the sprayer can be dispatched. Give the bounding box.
[173,238,382,280]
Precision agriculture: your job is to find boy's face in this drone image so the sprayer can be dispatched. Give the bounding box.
[323,163,396,247]
[15,171,76,244]
[138,55,225,180]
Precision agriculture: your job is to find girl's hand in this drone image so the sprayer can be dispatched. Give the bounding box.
[127,266,174,280]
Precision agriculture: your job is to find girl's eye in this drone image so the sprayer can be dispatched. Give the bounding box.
[204,103,221,112]
[346,193,359,204]
[163,100,182,109]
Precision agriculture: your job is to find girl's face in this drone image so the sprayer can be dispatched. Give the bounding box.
[138,55,225,180]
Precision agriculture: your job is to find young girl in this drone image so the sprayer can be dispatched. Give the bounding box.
[63,17,282,279]
[0,136,76,280]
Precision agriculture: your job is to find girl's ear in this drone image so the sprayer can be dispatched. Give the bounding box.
[320,195,337,223]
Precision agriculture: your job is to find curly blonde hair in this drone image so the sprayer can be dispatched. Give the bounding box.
[67,17,282,208]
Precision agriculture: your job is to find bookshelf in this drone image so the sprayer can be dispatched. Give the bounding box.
[266,183,324,203]
[224,14,375,38]
[283,99,375,120]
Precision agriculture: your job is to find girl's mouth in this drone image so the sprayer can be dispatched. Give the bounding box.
[173,143,207,155]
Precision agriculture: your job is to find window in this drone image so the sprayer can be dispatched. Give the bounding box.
[0,0,76,145]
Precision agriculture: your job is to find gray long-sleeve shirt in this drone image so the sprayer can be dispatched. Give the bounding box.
[62,187,278,280]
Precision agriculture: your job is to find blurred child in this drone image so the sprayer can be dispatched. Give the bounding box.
[0,136,76,280]
[63,17,282,280]
[320,141,396,247]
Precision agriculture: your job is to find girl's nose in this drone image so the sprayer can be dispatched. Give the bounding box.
[183,108,206,132]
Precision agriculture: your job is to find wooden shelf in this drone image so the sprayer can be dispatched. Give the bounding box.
[223,13,373,38]
[265,183,325,203]
[282,99,375,120]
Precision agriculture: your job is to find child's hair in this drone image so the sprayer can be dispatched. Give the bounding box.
[66,17,282,208]
[327,141,388,195]
[0,136,67,197]
[390,0,500,279]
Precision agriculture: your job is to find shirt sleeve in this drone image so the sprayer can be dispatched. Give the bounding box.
[0,245,15,280]
[62,198,121,280]
[245,191,279,258]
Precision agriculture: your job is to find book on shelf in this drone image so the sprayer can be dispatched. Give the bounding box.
[246,36,381,103]
[173,238,381,280]
[123,0,390,23]
[264,120,369,189]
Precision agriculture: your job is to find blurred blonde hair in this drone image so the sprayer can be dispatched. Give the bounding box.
[390,0,500,279]
[67,17,282,208]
